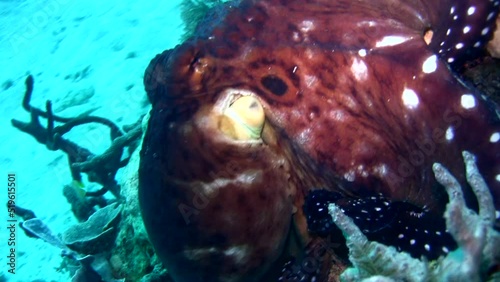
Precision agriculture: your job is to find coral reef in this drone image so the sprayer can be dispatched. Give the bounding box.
[17,209,123,281]
[10,75,142,281]
[71,254,122,282]
[106,112,173,281]
[18,203,123,256]
[461,56,500,105]
[329,151,499,282]
[109,114,168,281]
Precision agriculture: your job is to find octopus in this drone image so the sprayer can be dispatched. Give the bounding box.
[138,0,500,281]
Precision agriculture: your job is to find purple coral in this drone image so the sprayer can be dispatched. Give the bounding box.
[329,151,499,282]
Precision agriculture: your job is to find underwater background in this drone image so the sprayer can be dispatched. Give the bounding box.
[1,0,184,280]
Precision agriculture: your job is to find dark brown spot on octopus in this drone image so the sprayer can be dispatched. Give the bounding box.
[237,193,246,205]
[261,75,288,96]
[258,191,268,201]
[309,105,321,120]
[212,203,223,213]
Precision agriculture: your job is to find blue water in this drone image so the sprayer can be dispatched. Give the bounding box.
[0,1,183,280]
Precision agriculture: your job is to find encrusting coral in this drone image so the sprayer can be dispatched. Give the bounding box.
[329,151,499,282]
[109,116,169,281]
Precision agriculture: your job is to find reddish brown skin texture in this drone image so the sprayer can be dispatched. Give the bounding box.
[139,0,500,281]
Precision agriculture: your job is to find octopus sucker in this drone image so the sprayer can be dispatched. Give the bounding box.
[139,0,500,281]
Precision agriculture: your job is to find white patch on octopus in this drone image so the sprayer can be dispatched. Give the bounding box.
[328,109,347,122]
[304,74,318,88]
[467,6,476,15]
[344,170,355,182]
[401,88,419,109]
[351,58,368,81]
[490,132,500,143]
[422,55,437,73]
[223,245,251,265]
[445,127,454,141]
[373,163,388,177]
[460,94,476,109]
[299,20,315,33]
[375,35,410,47]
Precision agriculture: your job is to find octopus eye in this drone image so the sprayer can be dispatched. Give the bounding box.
[219,96,265,140]
[187,53,212,89]
[189,54,202,69]
[261,75,288,96]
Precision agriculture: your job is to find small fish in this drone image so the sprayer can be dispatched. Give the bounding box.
[304,189,458,260]
[71,179,87,198]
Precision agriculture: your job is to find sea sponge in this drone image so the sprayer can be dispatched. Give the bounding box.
[62,203,122,255]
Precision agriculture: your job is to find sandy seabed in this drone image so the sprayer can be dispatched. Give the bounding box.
[0,0,183,280]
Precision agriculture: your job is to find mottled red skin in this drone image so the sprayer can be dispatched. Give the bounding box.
[139,0,500,281]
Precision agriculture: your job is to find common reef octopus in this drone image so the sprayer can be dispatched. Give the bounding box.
[138,0,500,281]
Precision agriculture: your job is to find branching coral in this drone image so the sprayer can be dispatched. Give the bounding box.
[329,151,499,282]
[11,75,147,280]
[11,75,143,201]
